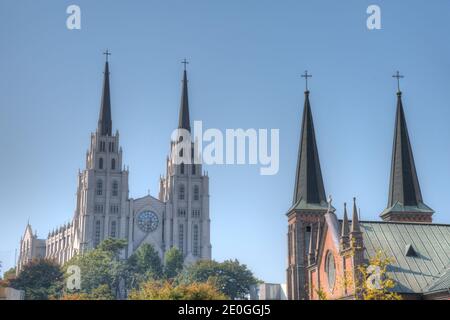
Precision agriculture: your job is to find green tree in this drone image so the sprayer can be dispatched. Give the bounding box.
[10,259,63,300]
[64,238,128,299]
[61,284,115,300]
[98,238,127,257]
[127,243,163,288]
[179,259,259,300]
[3,267,16,281]
[164,247,184,279]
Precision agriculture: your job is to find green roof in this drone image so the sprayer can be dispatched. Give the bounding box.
[360,221,450,294]
[424,268,450,293]
[380,201,434,218]
[287,198,330,214]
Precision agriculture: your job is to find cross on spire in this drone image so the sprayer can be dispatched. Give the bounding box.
[392,71,404,93]
[181,58,189,71]
[301,70,312,91]
[103,49,111,62]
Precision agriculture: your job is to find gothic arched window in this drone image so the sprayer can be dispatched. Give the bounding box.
[179,184,185,200]
[112,181,119,197]
[94,220,101,247]
[325,251,336,292]
[111,158,116,170]
[193,224,199,256]
[178,224,184,254]
[192,164,196,175]
[193,185,200,201]
[96,180,103,196]
[110,221,117,238]
[180,162,185,175]
[99,157,104,170]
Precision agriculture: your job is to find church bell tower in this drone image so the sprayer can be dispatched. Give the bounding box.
[286,72,330,300]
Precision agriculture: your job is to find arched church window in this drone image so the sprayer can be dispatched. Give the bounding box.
[110,221,117,238]
[193,185,200,201]
[99,157,104,170]
[112,181,119,197]
[192,164,196,175]
[96,180,103,196]
[325,251,336,292]
[180,162,185,175]
[111,158,116,170]
[193,224,199,256]
[94,221,101,247]
[179,184,185,200]
[178,224,184,254]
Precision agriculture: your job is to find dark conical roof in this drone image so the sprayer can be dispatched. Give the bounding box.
[381,91,433,221]
[292,91,327,209]
[178,70,191,132]
[98,61,112,136]
[388,92,423,206]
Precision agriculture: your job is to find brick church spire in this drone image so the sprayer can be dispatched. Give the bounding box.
[292,85,327,209]
[178,59,191,132]
[286,72,330,300]
[98,50,112,136]
[381,72,433,223]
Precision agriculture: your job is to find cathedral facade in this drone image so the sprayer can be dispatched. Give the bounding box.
[287,85,450,300]
[17,58,211,273]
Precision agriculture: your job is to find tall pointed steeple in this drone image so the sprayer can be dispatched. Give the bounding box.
[292,89,327,209]
[351,197,361,233]
[98,51,112,136]
[340,203,350,249]
[178,59,191,132]
[381,83,433,222]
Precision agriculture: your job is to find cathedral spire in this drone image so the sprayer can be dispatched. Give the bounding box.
[178,59,191,132]
[381,77,433,222]
[98,50,112,136]
[292,86,327,209]
[351,197,360,233]
[340,203,350,249]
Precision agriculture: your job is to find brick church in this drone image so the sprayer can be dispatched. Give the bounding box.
[286,76,450,300]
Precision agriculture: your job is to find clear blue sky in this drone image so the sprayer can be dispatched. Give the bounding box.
[1,0,450,283]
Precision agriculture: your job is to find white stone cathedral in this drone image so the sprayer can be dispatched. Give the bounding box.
[17,58,211,273]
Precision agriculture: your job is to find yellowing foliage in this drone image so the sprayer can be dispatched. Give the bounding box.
[357,250,402,300]
[129,280,228,300]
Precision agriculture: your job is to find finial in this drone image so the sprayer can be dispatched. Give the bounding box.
[181,58,189,71]
[392,71,404,93]
[301,70,312,92]
[103,49,112,62]
[327,195,333,212]
[351,197,361,233]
